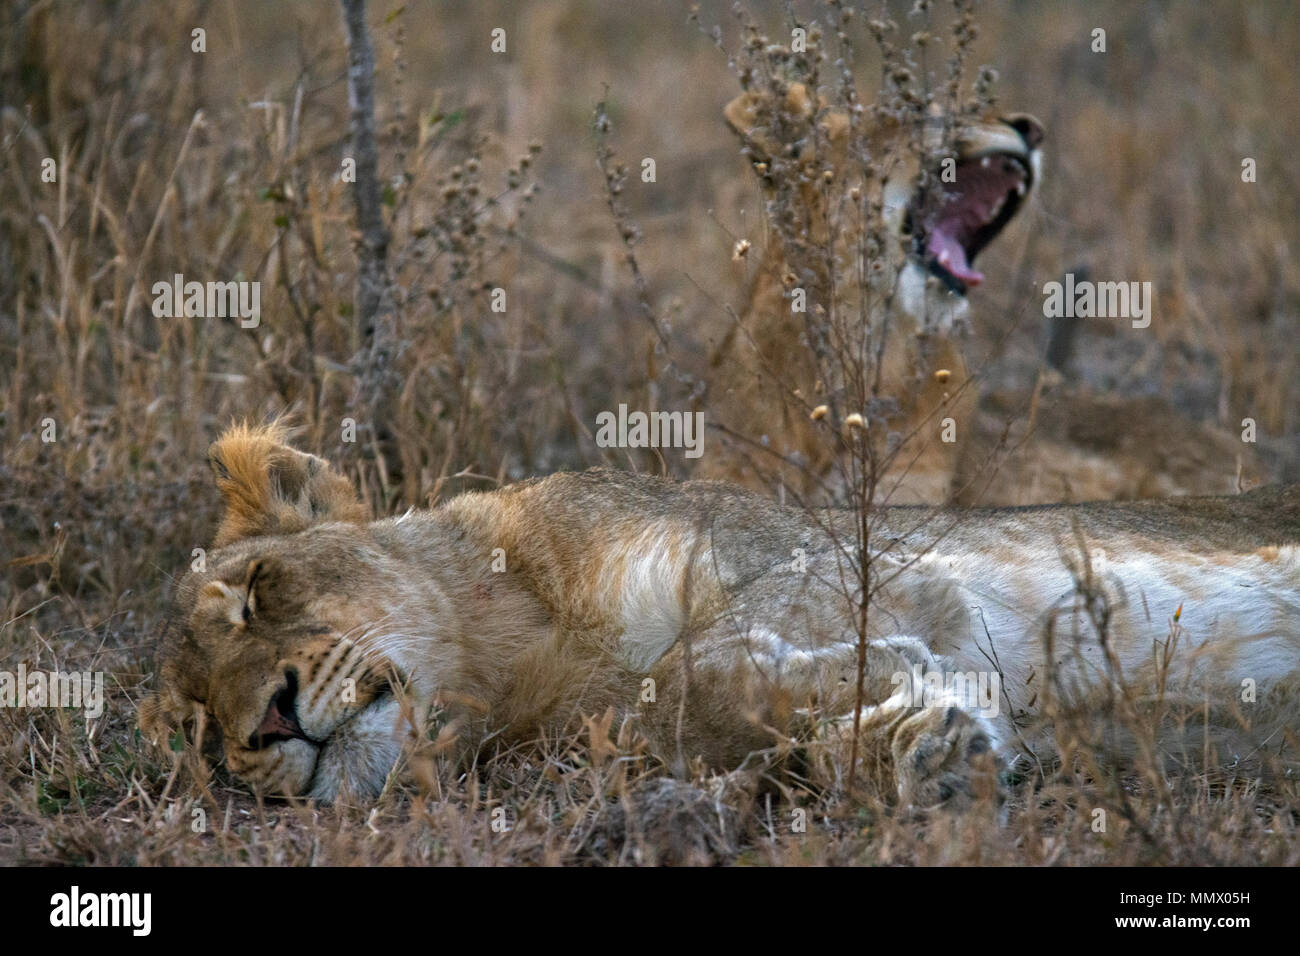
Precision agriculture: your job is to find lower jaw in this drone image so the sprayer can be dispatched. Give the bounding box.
[927,258,970,295]
[305,698,405,803]
[896,260,972,337]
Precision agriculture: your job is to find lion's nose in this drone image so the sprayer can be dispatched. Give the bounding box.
[249,669,308,749]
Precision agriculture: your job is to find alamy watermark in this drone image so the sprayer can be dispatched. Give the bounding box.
[50,886,150,936]
[0,665,105,719]
[891,664,1000,718]
[151,273,261,328]
[595,404,705,459]
[1043,272,1152,329]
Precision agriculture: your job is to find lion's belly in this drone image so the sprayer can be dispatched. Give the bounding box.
[891,544,1300,733]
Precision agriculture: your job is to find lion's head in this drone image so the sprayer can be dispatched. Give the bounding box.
[724,82,1043,333]
[140,423,417,802]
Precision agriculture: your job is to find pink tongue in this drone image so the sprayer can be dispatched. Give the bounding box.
[926,227,983,285]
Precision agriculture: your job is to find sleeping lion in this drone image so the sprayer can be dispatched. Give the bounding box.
[140,423,1300,806]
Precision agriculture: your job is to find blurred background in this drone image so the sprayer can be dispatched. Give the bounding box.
[0,0,1297,860]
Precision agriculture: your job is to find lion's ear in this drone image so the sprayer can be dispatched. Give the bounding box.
[207,421,367,546]
[725,83,848,169]
[724,91,765,152]
[724,88,798,164]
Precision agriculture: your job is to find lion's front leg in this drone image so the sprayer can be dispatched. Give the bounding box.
[645,626,1004,808]
[811,636,1004,808]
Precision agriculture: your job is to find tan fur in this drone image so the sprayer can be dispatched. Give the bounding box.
[142,425,1300,806]
[708,88,1269,509]
[208,421,368,546]
[705,85,1043,504]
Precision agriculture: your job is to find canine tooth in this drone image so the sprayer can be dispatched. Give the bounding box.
[981,156,991,168]
[1016,181,1027,196]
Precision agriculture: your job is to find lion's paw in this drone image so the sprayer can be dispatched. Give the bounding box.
[891,704,1002,810]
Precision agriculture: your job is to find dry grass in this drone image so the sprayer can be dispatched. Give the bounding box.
[1,0,1297,865]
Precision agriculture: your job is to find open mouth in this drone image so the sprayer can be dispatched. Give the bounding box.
[909,146,1033,295]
